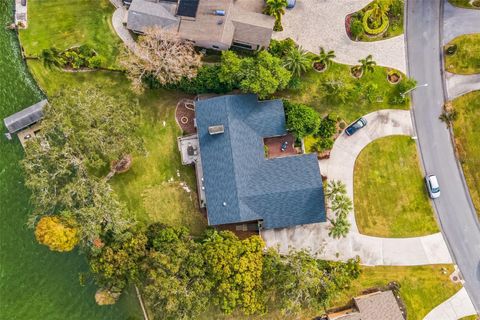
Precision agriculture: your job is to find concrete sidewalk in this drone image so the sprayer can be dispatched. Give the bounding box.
[261,110,452,266]
[274,0,406,72]
[424,287,476,320]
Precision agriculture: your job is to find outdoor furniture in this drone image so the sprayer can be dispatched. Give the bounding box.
[281,141,288,152]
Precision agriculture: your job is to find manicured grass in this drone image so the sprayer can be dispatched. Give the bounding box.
[452,91,480,218]
[445,34,480,74]
[278,62,410,123]
[448,0,480,9]
[354,136,438,237]
[19,0,122,67]
[331,265,461,320]
[348,0,404,42]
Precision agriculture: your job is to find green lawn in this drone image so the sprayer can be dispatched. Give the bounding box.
[354,136,438,237]
[278,62,410,123]
[445,34,480,74]
[452,91,480,219]
[19,0,122,67]
[448,0,480,9]
[348,0,404,42]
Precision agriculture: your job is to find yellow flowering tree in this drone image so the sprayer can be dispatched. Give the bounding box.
[35,216,79,252]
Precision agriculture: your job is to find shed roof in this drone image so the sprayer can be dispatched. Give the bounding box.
[195,95,326,229]
[4,99,47,133]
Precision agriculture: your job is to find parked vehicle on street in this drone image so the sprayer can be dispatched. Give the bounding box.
[345,117,367,136]
[425,174,441,199]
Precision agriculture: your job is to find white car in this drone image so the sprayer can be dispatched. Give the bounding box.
[425,175,441,199]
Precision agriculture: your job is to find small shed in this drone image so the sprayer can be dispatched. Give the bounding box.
[4,99,47,134]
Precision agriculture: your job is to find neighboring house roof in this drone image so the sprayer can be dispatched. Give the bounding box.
[332,291,404,320]
[127,0,179,32]
[195,95,326,229]
[3,99,47,133]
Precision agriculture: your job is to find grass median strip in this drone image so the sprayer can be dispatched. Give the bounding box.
[452,90,480,219]
[445,34,480,75]
[354,135,438,237]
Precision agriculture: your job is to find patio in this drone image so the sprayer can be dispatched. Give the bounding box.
[264,133,298,159]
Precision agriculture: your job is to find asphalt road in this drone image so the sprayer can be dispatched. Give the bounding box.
[406,0,480,312]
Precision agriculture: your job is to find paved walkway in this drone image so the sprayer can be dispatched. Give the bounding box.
[110,0,137,52]
[424,287,477,320]
[274,0,406,72]
[443,1,480,44]
[445,72,480,99]
[261,110,453,266]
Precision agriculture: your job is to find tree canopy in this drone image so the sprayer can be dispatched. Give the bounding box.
[284,100,321,139]
[34,216,79,252]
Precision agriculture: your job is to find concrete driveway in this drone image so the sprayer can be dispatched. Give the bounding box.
[261,110,452,266]
[423,287,476,320]
[445,72,480,100]
[274,0,406,72]
[443,1,480,44]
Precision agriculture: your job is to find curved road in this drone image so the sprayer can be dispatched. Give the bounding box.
[406,0,480,312]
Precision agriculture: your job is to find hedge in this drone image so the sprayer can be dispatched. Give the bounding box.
[362,10,389,35]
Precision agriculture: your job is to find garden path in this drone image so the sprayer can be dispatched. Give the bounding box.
[261,110,452,266]
[274,0,406,73]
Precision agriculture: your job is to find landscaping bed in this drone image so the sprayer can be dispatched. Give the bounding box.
[354,136,438,237]
[278,61,411,123]
[444,34,480,74]
[346,0,404,42]
[452,91,480,219]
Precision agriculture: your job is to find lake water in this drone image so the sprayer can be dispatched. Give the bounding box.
[0,1,140,319]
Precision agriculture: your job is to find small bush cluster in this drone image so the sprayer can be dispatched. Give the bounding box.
[40,45,105,70]
[362,10,389,35]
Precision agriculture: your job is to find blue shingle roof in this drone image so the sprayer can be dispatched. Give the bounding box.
[196,94,326,229]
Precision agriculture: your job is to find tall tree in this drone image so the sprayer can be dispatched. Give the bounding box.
[263,0,288,31]
[284,100,321,139]
[34,216,79,252]
[41,86,143,171]
[202,230,265,315]
[240,51,291,99]
[121,26,202,92]
[283,46,311,78]
[142,225,213,320]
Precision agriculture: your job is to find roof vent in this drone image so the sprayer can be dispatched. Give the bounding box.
[214,10,225,16]
[208,125,224,135]
[222,202,227,207]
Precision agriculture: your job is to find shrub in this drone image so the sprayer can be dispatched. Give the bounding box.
[35,216,79,252]
[389,0,404,17]
[362,10,389,35]
[284,100,321,139]
[350,18,364,39]
[88,55,106,68]
[177,65,233,94]
[317,114,337,139]
[315,138,334,152]
[268,38,297,58]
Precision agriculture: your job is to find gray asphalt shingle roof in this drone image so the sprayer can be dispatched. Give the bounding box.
[196,94,326,229]
[3,99,47,133]
[127,0,179,32]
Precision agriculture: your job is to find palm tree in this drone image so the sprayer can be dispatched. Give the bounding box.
[439,110,458,128]
[328,217,351,239]
[263,0,288,31]
[331,194,353,220]
[283,46,311,78]
[359,55,377,74]
[325,180,346,201]
[313,47,336,70]
[40,48,62,69]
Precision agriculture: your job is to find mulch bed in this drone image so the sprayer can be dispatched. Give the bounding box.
[175,99,196,134]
